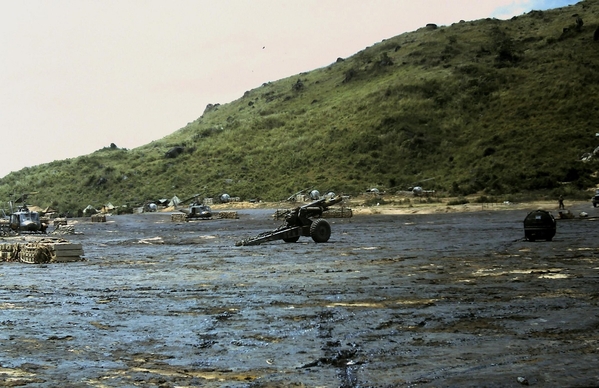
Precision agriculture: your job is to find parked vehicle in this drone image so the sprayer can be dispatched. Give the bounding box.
[185,203,213,220]
[8,205,47,234]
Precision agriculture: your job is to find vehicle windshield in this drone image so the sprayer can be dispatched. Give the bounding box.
[19,212,39,222]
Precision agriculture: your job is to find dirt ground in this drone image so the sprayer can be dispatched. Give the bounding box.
[1,199,598,387]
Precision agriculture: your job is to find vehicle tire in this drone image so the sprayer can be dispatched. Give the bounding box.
[283,236,300,243]
[310,219,331,243]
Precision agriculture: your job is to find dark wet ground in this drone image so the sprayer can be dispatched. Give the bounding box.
[1,205,598,387]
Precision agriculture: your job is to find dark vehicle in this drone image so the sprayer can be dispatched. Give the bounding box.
[593,191,599,207]
[523,209,556,242]
[236,196,343,246]
[9,205,47,234]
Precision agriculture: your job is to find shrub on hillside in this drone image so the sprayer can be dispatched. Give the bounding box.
[447,197,469,206]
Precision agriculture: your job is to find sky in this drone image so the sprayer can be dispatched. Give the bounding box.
[0,0,580,178]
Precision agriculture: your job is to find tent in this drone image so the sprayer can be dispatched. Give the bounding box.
[82,205,98,216]
[168,196,181,207]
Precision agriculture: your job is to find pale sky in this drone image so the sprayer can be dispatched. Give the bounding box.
[0,0,579,178]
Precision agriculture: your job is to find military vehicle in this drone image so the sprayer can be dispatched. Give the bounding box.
[7,204,47,234]
[170,194,214,222]
[185,203,213,220]
[1,193,48,234]
[178,196,213,220]
[236,196,343,246]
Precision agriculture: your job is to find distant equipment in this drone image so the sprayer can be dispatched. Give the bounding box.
[183,203,213,220]
[220,193,231,203]
[309,190,321,200]
[411,186,435,196]
[523,210,556,242]
[408,177,436,196]
[287,188,312,202]
[592,190,599,207]
[174,195,213,220]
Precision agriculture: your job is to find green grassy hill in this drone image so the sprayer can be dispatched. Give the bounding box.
[3,1,599,214]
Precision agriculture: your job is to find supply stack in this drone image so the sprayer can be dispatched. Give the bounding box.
[0,237,84,264]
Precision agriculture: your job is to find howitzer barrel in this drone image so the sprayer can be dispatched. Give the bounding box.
[236,226,302,246]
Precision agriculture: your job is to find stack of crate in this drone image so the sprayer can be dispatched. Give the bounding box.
[18,243,51,264]
[217,211,238,219]
[0,242,19,262]
[171,213,187,222]
[19,240,84,264]
[323,207,353,218]
[91,214,106,222]
[0,219,11,236]
[53,218,68,226]
[46,241,84,262]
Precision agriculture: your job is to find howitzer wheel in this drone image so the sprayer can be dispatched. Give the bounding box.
[310,219,331,243]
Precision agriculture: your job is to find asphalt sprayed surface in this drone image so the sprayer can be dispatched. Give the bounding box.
[1,207,598,387]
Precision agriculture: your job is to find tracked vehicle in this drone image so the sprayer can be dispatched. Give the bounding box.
[236,196,343,246]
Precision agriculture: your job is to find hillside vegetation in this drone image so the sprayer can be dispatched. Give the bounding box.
[3,0,599,214]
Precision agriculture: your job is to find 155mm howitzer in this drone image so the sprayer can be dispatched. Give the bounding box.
[235,196,343,246]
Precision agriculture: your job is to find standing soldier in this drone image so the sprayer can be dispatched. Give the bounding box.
[558,195,565,210]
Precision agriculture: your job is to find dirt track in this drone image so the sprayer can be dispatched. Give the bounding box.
[1,203,598,387]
